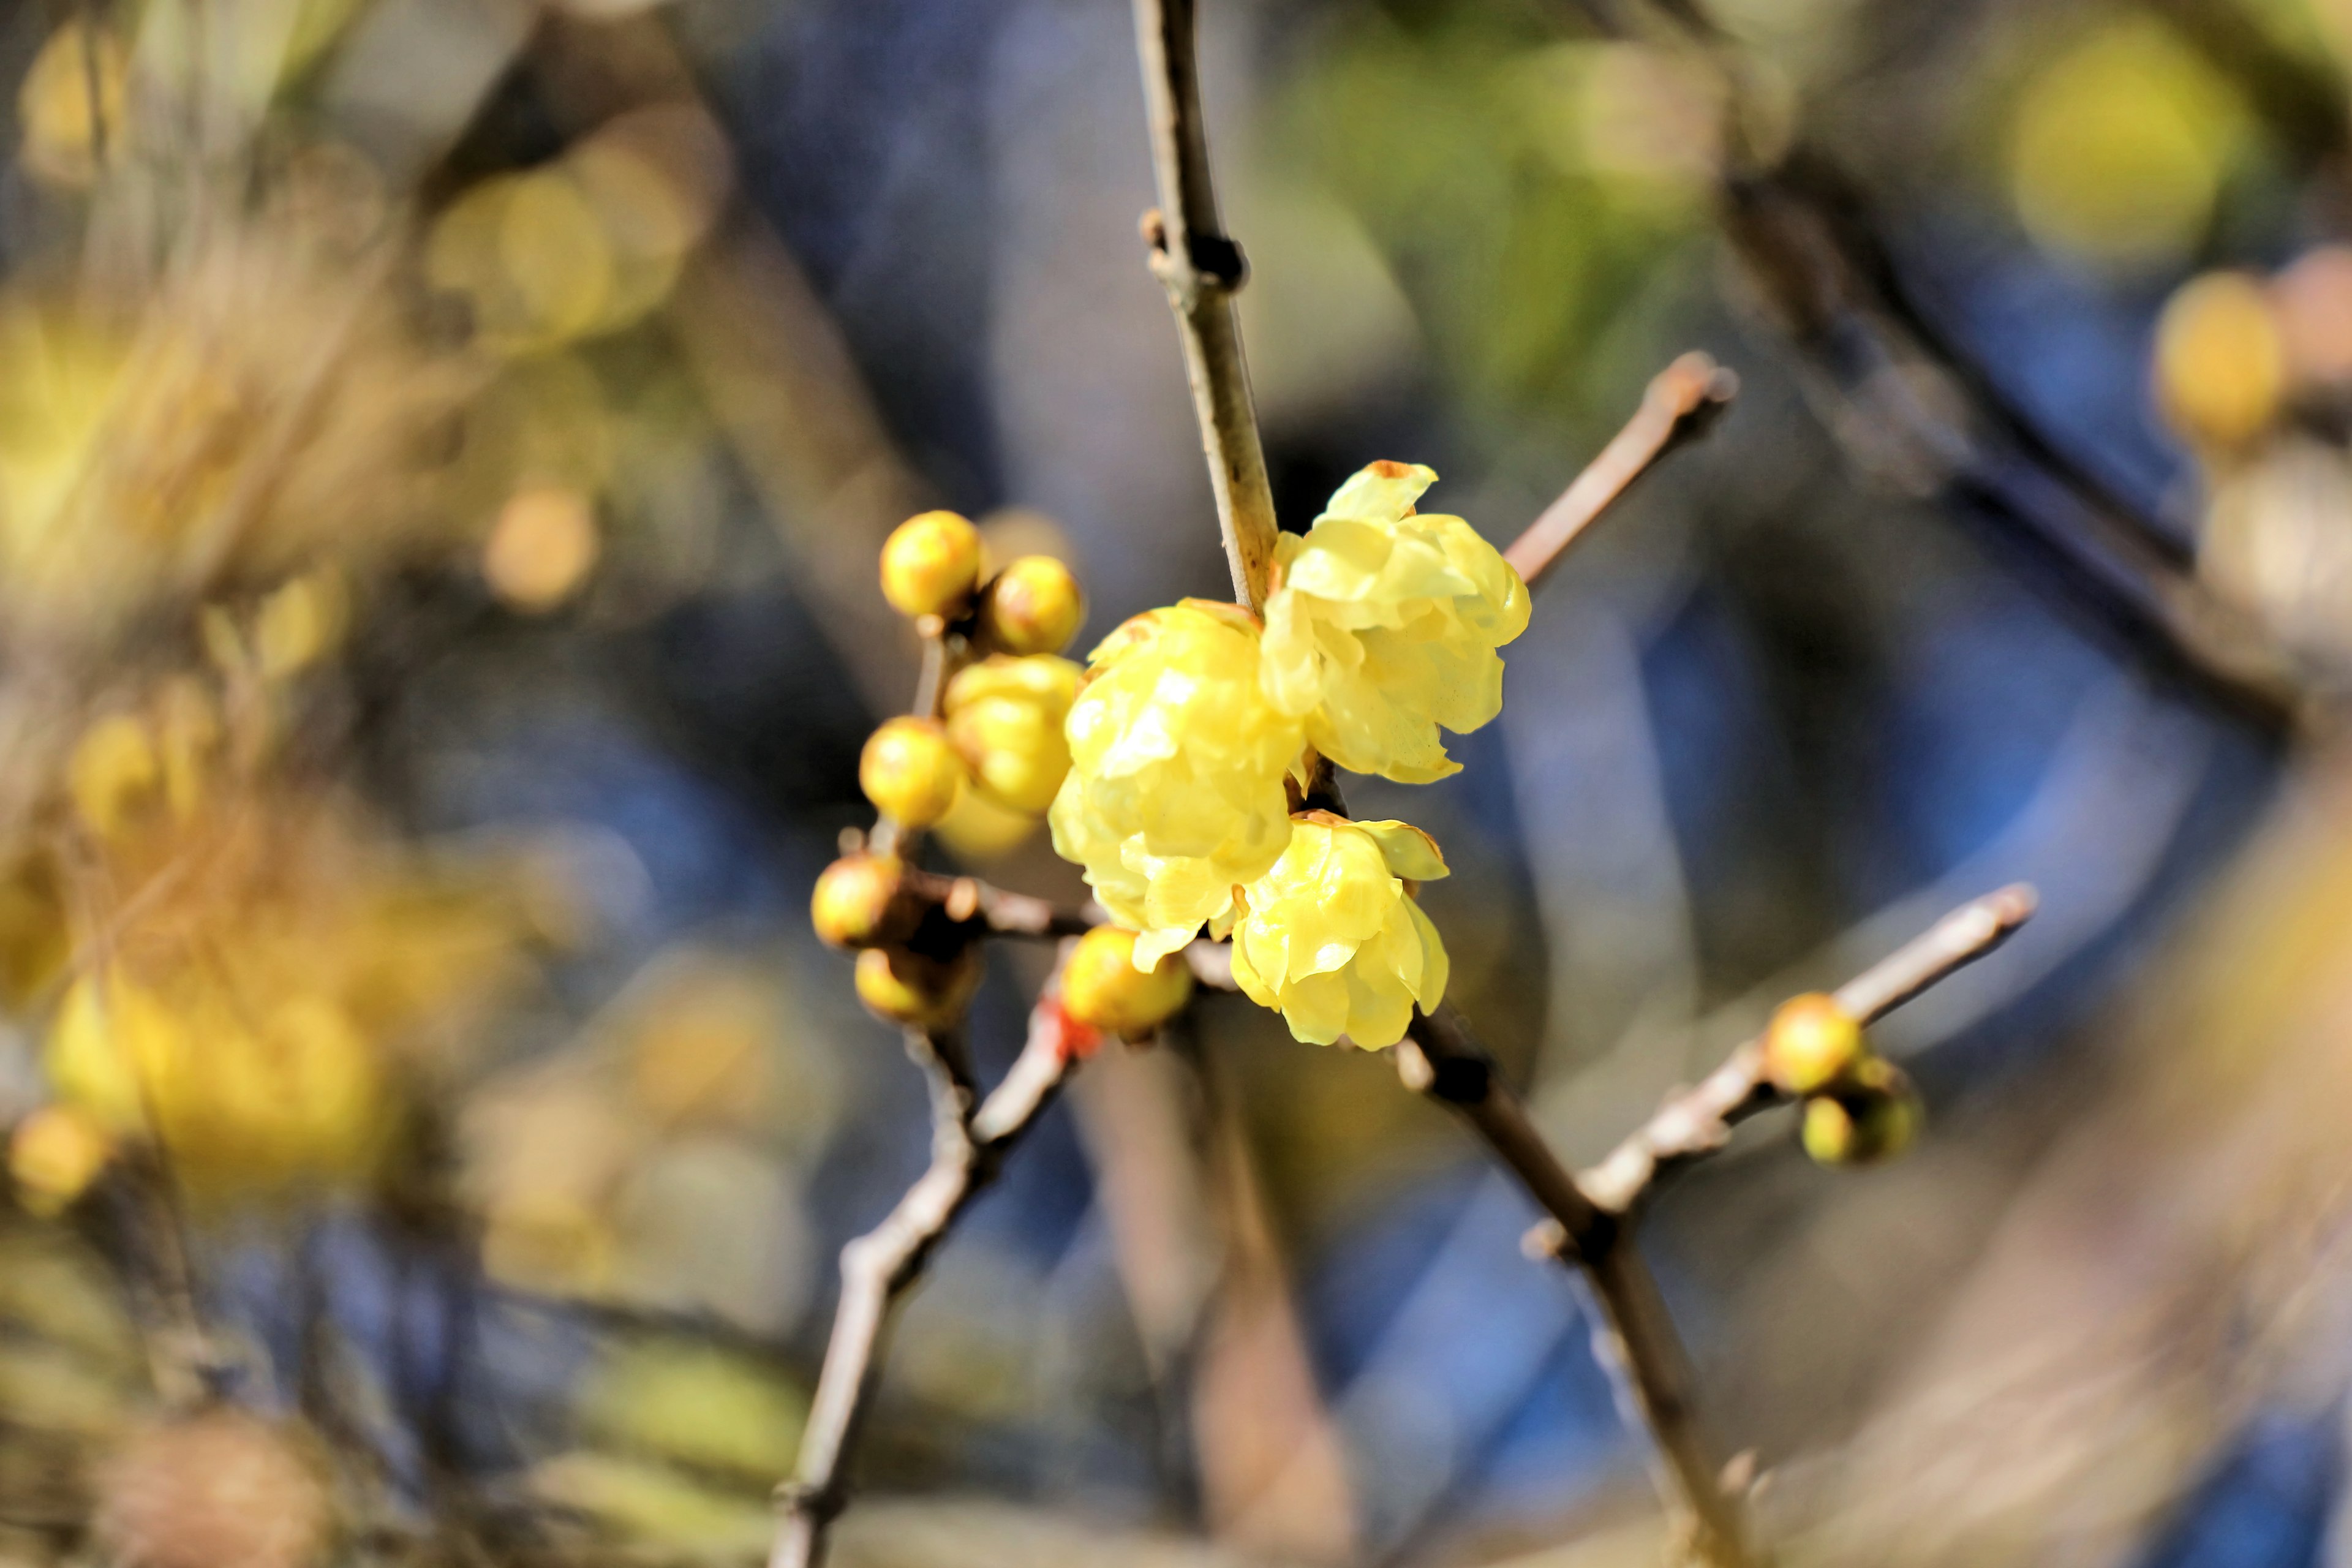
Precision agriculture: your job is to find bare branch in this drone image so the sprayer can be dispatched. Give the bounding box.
[1398,1005,1751,1566]
[1577,883,2036,1216]
[1134,0,1280,611]
[771,979,1087,1568]
[1505,353,1739,591]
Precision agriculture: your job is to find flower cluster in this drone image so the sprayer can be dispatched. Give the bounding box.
[1049,462,1525,1048]
[820,510,1098,1031]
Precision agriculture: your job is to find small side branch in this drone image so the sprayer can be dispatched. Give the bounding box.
[1395,886,2035,1562]
[1506,352,1739,592]
[771,987,1086,1568]
[1134,0,1280,612]
[1577,883,2035,1215]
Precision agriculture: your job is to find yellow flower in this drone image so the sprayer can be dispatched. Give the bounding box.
[1229,813,1450,1049]
[1049,600,1305,964]
[1262,461,1529,783]
[944,654,1080,813]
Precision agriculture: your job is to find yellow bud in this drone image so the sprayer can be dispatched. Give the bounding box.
[1800,1060,1920,1166]
[810,854,911,948]
[2156,271,2284,451]
[978,556,1086,655]
[944,655,1079,813]
[1762,992,1865,1095]
[854,946,980,1030]
[1060,927,1194,1036]
[859,717,964,828]
[8,1105,111,1216]
[880,511,984,619]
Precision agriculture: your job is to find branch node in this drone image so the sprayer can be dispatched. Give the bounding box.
[1521,1218,1567,1261]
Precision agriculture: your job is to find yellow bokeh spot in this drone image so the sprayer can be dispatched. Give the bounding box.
[68,715,160,842]
[254,572,350,680]
[2008,21,2244,270]
[2155,271,2285,451]
[47,967,388,1196]
[9,1106,111,1216]
[17,23,127,190]
[485,486,600,612]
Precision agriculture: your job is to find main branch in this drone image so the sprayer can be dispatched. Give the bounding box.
[1134,0,1280,611]
[771,989,1087,1568]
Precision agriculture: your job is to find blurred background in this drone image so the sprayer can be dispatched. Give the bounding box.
[1,0,2350,1564]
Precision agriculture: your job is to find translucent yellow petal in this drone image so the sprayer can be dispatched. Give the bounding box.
[1320,461,1436,526]
[1354,821,1449,881]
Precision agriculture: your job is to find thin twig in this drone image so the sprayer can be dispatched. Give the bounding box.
[1505,353,1739,591]
[771,977,1088,1568]
[901,865,1100,941]
[1576,883,2035,1216]
[1134,0,1280,612]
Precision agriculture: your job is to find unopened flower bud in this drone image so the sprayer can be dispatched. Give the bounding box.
[1060,927,1193,1037]
[880,511,984,619]
[1762,992,1865,1096]
[944,655,1079,813]
[2155,271,2283,451]
[1800,1060,1920,1166]
[854,946,980,1030]
[860,717,965,828]
[977,556,1086,655]
[810,854,911,948]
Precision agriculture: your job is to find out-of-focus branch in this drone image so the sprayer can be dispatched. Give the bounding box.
[1577,0,2313,730]
[1506,353,1740,591]
[1134,0,1280,612]
[1577,884,2036,1216]
[771,982,1088,1568]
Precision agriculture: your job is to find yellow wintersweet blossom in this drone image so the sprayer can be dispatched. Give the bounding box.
[1050,600,1306,965]
[944,654,1080,813]
[1229,813,1450,1049]
[1262,461,1529,783]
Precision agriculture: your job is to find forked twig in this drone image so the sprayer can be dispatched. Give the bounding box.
[1506,352,1739,591]
[771,976,1090,1568]
[1396,886,2035,1564]
[1577,883,2036,1215]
